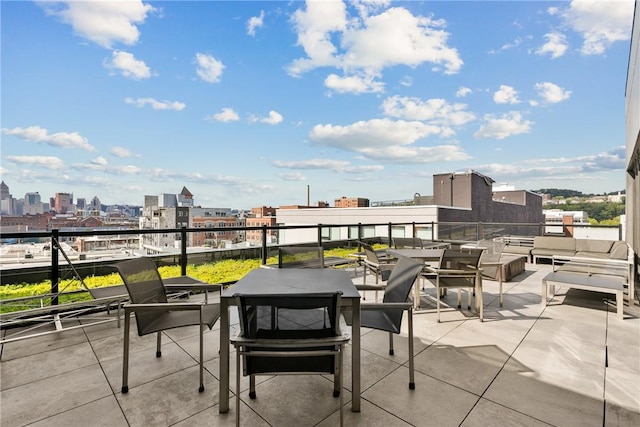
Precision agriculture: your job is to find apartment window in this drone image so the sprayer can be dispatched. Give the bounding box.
[391,226,405,238]
[360,226,375,238]
[415,226,433,240]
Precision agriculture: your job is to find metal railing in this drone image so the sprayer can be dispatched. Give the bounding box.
[0,220,623,294]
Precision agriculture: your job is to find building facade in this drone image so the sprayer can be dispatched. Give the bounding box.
[276,171,543,245]
[334,197,370,208]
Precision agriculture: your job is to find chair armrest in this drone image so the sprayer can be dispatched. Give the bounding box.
[230,335,351,347]
[355,284,387,291]
[480,261,502,267]
[361,302,413,310]
[429,267,482,275]
[164,283,222,292]
[124,302,204,312]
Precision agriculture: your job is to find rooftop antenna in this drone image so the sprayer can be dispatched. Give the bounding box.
[307,185,310,206]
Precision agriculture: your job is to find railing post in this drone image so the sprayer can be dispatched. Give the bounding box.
[180,227,187,276]
[431,221,435,241]
[388,222,392,246]
[51,229,59,306]
[261,225,267,265]
[412,222,416,238]
[317,224,323,246]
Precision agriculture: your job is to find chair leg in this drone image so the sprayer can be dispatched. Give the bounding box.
[249,375,256,399]
[199,315,204,392]
[388,332,394,356]
[436,284,441,323]
[236,349,241,427]
[338,347,344,427]
[408,308,415,390]
[333,347,341,397]
[121,310,130,393]
[156,331,162,357]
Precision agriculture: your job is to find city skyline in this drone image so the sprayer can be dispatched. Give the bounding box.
[1,0,635,209]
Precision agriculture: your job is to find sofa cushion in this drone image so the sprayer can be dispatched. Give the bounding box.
[609,241,629,259]
[575,251,610,259]
[575,239,613,254]
[533,236,576,251]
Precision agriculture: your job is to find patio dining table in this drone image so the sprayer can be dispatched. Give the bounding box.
[218,267,362,413]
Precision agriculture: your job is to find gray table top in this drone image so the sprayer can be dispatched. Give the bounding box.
[386,248,443,260]
[222,268,361,299]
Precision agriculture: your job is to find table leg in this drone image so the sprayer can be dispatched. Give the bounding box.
[351,298,361,412]
[498,266,503,307]
[219,299,230,413]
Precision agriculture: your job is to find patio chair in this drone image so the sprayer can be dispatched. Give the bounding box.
[424,249,484,322]
[350,255,424,389]
[359,241,395,282]
[278,245,324,268]
[231,292,350,427]
[112,257,222,394]
[358,241,396,301]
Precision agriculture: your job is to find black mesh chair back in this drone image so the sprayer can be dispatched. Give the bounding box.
[278,246,325,268]
[115,257,169,335]
[231,291,349,426]
[440,248,483,271]
[476,239,505,263]
[362,255,424,334]
[392,237,424,249]
[360,241,381,264]
[234,292,342,374]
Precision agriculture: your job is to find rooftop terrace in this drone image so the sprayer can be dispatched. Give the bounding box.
[1,263,639,426]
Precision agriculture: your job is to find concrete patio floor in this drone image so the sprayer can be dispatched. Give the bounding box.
[1,263,639,426]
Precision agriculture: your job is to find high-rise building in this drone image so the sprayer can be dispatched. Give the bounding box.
[54,192,74,214]
[24,192,45,215]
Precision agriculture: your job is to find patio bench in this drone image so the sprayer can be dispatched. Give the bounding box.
[541,271,625,319]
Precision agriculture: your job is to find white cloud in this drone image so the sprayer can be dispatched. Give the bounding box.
[493,85,520,104]
[456,87,472,98]
[39,0,156,49]
[559,0,634,55]
[195,52,225,83]
[535,32,569,59]
[104,50,152,79]
[474,147,625,181]
[1,125,95,151]
[91,156,108,166]
[381,96,475,127]
[399,76,413,87]
[489,37,522,54]
[247,10,265,36]
[124,97,185,110]
[308,118,469,163]
[110,146,138,158]
[260,111,284,125]
[534,82,571,104]
[287,2,462,93]
[474,111,532,140]
[273,158,385,174]
[208,108,240,122]
[277,172,307,181]
[324,73,384,94]
[6,155,65,170]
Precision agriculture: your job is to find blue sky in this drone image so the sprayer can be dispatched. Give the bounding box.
[1,0,635,210]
